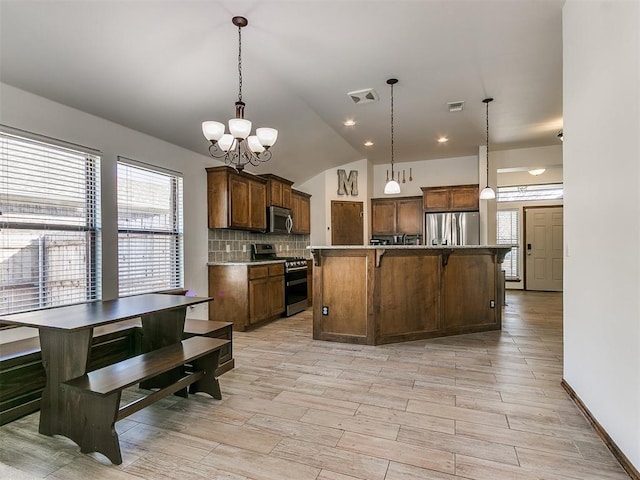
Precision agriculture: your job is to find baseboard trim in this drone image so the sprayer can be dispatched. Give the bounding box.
[562,379,639,480]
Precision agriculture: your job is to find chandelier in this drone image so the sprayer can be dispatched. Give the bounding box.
[202,16,277,171]
[384,78,401,195]
[479,97,495,200]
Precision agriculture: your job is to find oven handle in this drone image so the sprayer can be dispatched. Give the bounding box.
[286,278,307,287]
[286,266,308,273]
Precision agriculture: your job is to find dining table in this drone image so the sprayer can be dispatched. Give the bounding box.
[0,293,213,439]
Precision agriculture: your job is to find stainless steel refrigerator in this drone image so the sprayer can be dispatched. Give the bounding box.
[425,212,480,246]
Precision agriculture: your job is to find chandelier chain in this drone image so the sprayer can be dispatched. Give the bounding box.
[237,24,243,102]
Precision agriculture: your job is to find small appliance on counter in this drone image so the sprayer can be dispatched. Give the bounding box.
[370,234,423,245]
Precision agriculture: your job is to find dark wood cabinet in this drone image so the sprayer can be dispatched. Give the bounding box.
[259,174,293,209]
[422,184,479,212]
[209,263,284,331]
[371,196,422,235]
[206,166,267,231]
[291,189,311,234]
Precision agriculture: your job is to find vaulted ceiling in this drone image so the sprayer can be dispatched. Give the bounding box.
[0,0,564,183]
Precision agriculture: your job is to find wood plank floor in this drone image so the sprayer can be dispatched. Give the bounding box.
[0,291,631,479]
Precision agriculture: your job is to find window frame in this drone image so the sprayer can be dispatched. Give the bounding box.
[0,127,101,315]
[116,157,184,296]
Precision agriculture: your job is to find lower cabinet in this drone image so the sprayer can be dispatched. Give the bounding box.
[209,262,285,331]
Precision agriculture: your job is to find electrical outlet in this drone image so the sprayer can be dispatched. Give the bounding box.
[322,306,329,315]
[490,300,495,308]
[225,244,230,253]
[242,244,247,253]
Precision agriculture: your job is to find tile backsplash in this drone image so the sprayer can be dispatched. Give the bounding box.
[208,229,311,262]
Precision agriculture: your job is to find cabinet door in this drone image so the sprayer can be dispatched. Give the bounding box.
[291,192,311,234]
[282,185,292,210]
[396,198,423,235]
[270,181,283,207]
[450,185,479,211]
[371,199,397,234]
[249,277,270,324]
[423,188,450,212]
[249,180,267,230]
[268,275,285,316]
[229,175,251,228]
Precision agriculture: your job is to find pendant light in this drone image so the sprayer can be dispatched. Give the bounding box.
[202,16,277,171]
[384,78,401,195]
[479,97,495,200]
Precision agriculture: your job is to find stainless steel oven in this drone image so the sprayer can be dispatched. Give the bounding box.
[284,258,308,316]
[251,244,308,317]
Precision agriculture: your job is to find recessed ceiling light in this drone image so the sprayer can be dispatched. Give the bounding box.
[344,119,356,127]
[364,141,374,147]
[437,136,448,143]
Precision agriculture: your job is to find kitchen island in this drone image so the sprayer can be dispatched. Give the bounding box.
[310,245,511,345]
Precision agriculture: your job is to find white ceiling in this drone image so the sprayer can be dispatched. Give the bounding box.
[0,0,564,184]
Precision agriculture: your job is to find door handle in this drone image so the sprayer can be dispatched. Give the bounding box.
[527,243,532,255]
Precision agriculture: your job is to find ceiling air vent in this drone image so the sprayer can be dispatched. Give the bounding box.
[448,101,465,112]
[347,88,379,105]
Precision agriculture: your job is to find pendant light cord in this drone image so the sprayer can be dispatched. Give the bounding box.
[237,24,243,102]
[390,81,395,178]
[485,99,489,179]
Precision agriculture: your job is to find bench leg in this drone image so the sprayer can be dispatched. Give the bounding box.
[189,350,222,399]
[77,391,123,465]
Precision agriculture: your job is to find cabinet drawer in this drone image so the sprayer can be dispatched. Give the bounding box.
[249,266,269,279]
[268,264,284,276]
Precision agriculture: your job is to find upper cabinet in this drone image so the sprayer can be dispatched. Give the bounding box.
[371,196,423,235]
[291,189,311,234]
[207,166,267,231]
[422,185,479,212]
[259,174,293,209]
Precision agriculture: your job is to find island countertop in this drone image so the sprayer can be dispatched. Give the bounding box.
[310,245,510,345]
[309,244,511,250]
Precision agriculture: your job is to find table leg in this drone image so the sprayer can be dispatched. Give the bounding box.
[139,307,187,393]
[38,328,92,437]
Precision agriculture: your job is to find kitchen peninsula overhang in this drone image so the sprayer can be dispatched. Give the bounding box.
[309,245,512,345]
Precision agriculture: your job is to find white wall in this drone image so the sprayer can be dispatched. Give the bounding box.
[0,83,217,320]
[563,0,639,470]
[300,158,371,245]
[372,155,478,197]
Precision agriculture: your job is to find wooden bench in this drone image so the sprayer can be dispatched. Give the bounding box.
[62,336,229,465]
[0,318,234,425]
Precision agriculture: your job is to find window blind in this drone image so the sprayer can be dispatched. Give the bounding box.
[497,183,563,202]
[0,131,101,315]
[497,209,520,280]
[117,160,183,296]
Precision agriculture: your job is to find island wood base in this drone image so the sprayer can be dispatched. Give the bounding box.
[311,246,510,345]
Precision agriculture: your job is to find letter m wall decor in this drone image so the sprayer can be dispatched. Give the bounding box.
[337,169,358,196]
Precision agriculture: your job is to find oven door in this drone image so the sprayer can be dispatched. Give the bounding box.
[285,267,308,316]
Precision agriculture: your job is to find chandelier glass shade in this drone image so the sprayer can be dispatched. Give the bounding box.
[479,97,495,200]
[384,78,401,195]
[202,16,277,171]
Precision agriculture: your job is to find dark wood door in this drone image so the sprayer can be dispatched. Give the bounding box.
[331,201,363,245]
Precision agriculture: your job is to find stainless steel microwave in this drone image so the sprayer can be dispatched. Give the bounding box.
[267,206,293,234]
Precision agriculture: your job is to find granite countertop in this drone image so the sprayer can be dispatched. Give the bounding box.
[308,245,513,250]
[207,259,286,266]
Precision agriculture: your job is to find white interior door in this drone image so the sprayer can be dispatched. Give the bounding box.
[525,206,563,291]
